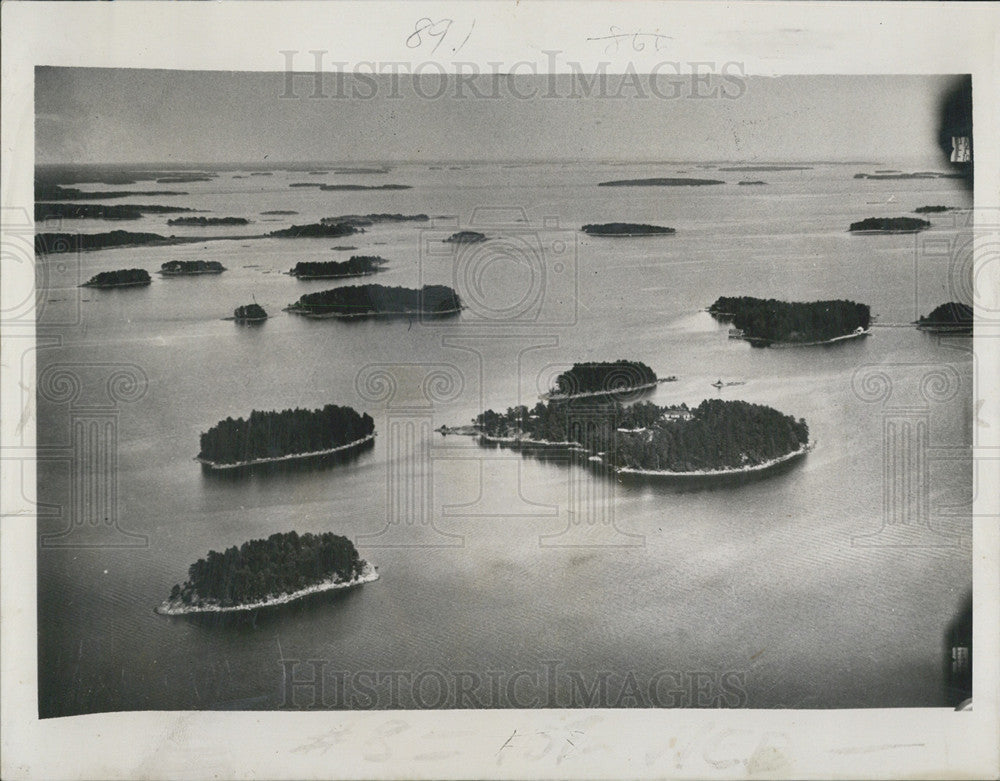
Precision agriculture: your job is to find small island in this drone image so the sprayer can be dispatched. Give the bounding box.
[155,531,378,615]
[915,302,972,333]
[849,217,931,234]
[581,223,676,237]
[269,222,359,239]
[321,213,429,227]
[289,256,387,279]
[914,205,956,214]
[467,397,810,478]
[334,167,391,174]
[719,165,811,172]
[167,216,250,226]
[289,182,324,188]
[318,184,411,191]
[285,284,463,319]
[156,175,214,183]
[738,180,767,186]
[545,360,664,400]
[35,203,195,221]
[598,177,725,187]
[444,231,487,244]
[81,268,152,288]
[197,404,376,469]
[159,260,226,276]
[709,296,871,346]
[261,210,299,215]
[233,303,268,322]
[36,230,166,255]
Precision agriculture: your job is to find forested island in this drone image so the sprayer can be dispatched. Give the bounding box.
[719,165,811,172]
[738,181,767,186]
[159,260,226,275]
[167,216,249,226]
[320,213,429,226]
[444,231,487,243]
[81,268,152,288]
[334,167,391,174]
[288,256,387,279]
[37,230,166,254]
[156,175,214,183]
[319,184,411,191]
[915,302,973,333]
[261,210,299,215]
[598,178,725,187]
[581,223,676,237]
[35,203,195,221]
[709,296,871,345]
[289,182,324,188]
[471,397,810,477]
[197,404,376,468]
[853,171,964,180]
[285,284,463,318]
[233,303,268,322]
[914,205,956,214]
[546,360,662,400]
[849,217,931,234]
[268,222,359,239]
[36,184,187,201]
[156,531,378,614]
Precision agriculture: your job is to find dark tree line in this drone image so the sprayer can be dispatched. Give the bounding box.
[269,222,359,238]
[198,404,375,465]
[552,360,657,396]
[848,217,930,232]
[289,256,386,279]
[167,216,249,226]
[160,260,225,274]
[288,284,462,317]
[709,296,870,343]
[170,531,365,607]
[917,302,972,329]
[475,398,807,473]
[82,268,151,287]
[581,223,675,236]
[35,203,194,221]
[37,230,165,255]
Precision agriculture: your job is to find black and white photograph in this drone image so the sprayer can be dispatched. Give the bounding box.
[2,3,999,779]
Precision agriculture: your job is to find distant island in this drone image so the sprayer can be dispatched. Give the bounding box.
[853,171,965,180]
[738,180,767,186]
[469,397,810,477]
[286,284,463,319]
[289,182,324,188]
[709,296,871,345]
[36,230,166,254]
[319,184,411,191]
[159,260,226,276]
[849,217,931,234]
[155,531,378,615]
[444,230,487,244]
[289,256,387,279]
[719,165,811,172]
[233,303,268,322]
[35,203,195,221]
[915,302,972,333]
[581,223,675,237]
[334,167,391,174]
[268,222,359,239]
[598,178,725,187]
[36,184,187,201]
[545,360,664,400]
[81,268,152,288]
[167,216,249,226]
[249,172,273,176]
[913,205,956,214]
[261,210,299,215]
[157,175,214,183]
[320,213,429,227]
[197,404,375,468]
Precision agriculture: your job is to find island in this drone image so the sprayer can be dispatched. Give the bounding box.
[334,167,391,174]
[915,302,972,333]
[285,284,463,319]
[321,213,429,227]
[232,303,268,322]
[249,172,273,176]
[156,175,214,183]
[288,256,387,279]
[196,404,376,469]
[598,178,725,187]
[159,260,226,276]
[36,184,187,201]
[466,397,810,478]
[444,230,487,244]
[155,531,378,615]
[853,171,965,180]
[36,230,167,254]
[167,216,250,226]
[709,296,871,346]
[261,210,299,215]
[544,360,664,400]
[849,217,931,234]
[35,203,196,221]
[738,180,767,186]
[581,223,676,237]
[81,268,152,288]
[268,222,360,239]
[318,184,411,191]
[289,182,325,188]
[914,205,956,214]
[719,165,811,172]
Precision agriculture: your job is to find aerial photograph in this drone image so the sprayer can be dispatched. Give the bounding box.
[33,68,972,717]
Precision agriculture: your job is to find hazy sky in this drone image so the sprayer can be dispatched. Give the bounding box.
[36,68,959,165]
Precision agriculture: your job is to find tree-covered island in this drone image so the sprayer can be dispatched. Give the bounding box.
[285,284,463,318]
[849,217,931,233]
[598,177,725,187]
[546,360,664,400]
[288,256,387,279]
[709,296,871,345]
[197,404,375,468]
[35,203,196,221]
[320,213,429,227]
[471,397,809,477]
[913,206,956,214]
[268,222,360,239]
[36,230,167,255]
[581,223,676,237]
[444,231,487,244]
[167,216,249,226]
[915,302,972,333]
[156,531,378,614]
[233,303,268,322]
[80,268,152,288]
[159,260,226,275]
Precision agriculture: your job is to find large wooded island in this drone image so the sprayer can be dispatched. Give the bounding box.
[285,284,463,318]
[709,296,871,345]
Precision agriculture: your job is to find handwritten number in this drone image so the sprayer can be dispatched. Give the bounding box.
[406,18,473,55]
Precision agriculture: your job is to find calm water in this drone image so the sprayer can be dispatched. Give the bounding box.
[36,162,973,716]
